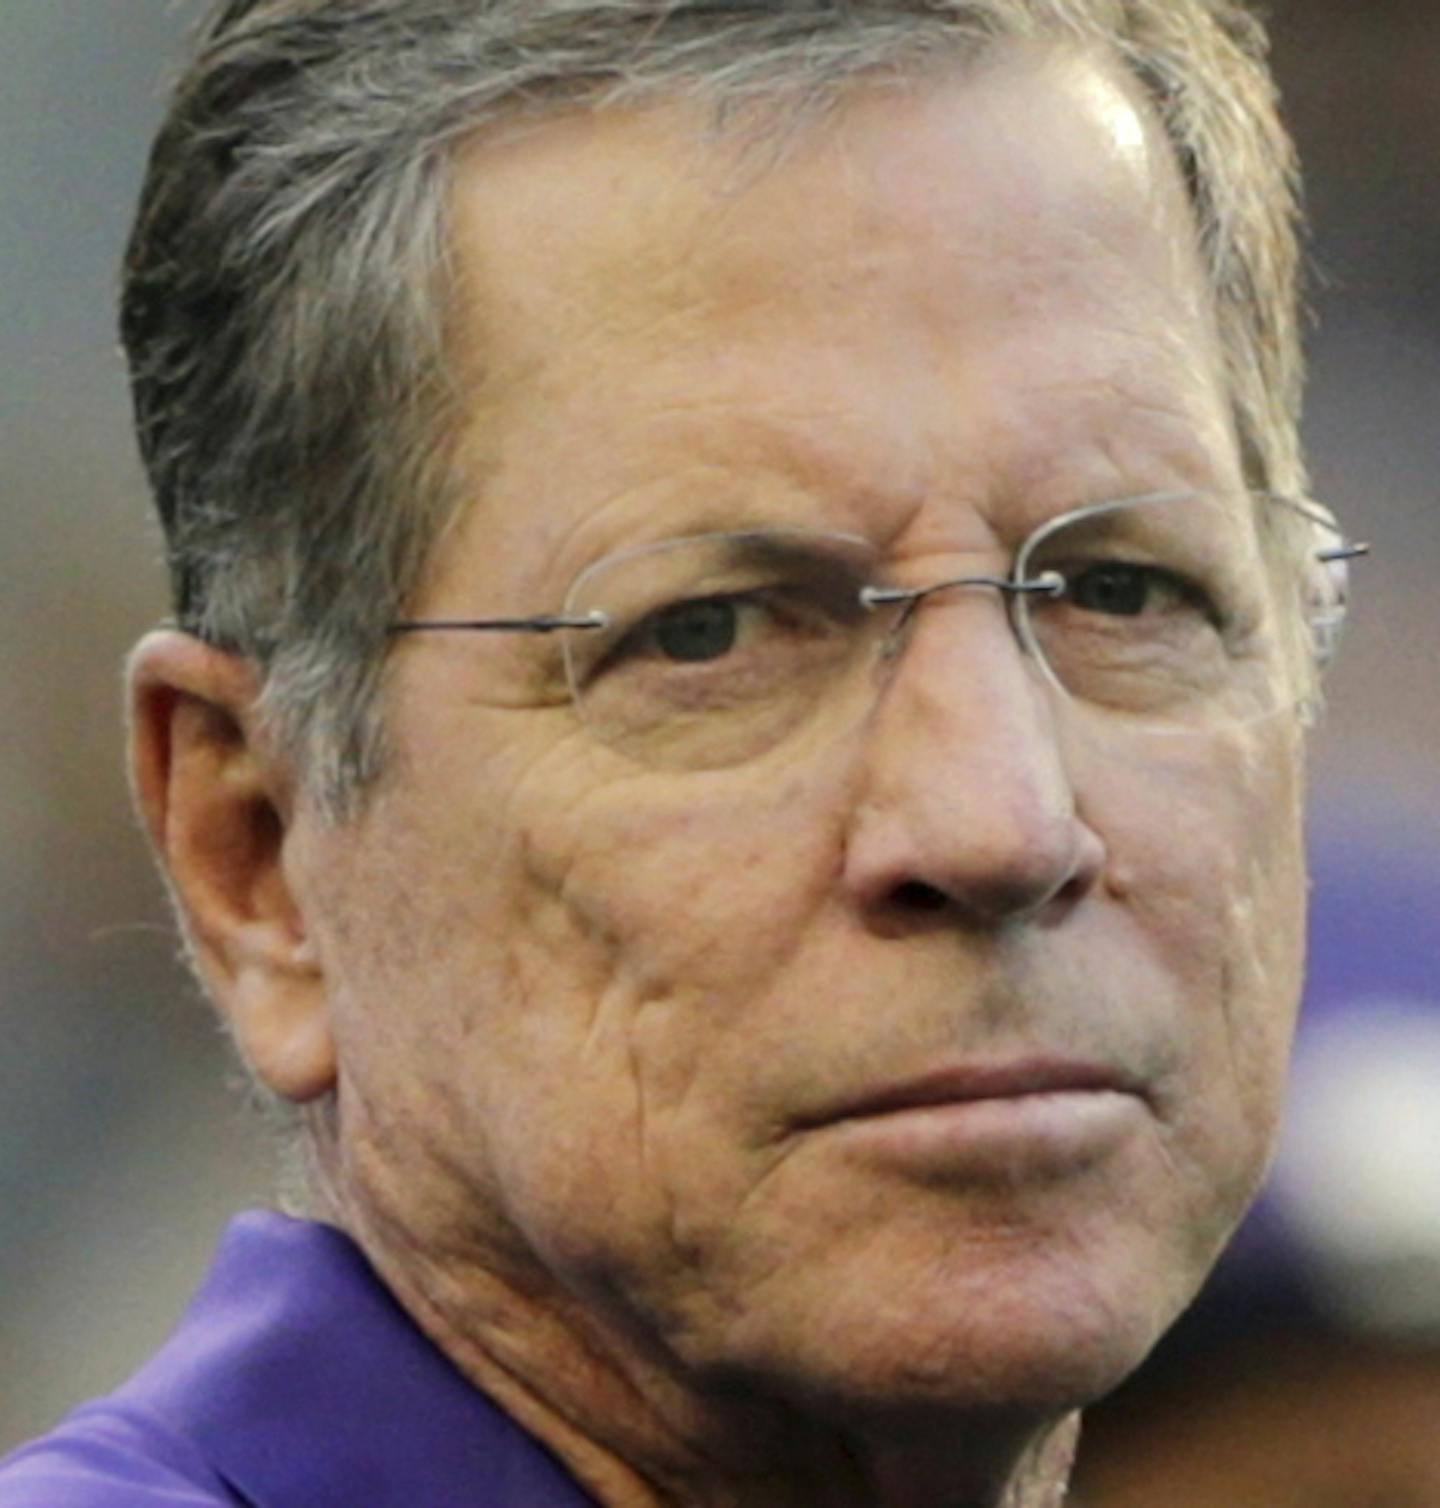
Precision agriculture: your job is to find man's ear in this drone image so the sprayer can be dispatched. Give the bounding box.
[128,630,337,1103]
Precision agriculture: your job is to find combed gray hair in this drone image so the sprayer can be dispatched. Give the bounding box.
[123,0,1305,817]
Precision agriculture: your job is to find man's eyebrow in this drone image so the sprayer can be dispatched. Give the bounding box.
[712,530,873,571]
[716,411,926,513]
[537,427,894,581]
[633,423,926,550]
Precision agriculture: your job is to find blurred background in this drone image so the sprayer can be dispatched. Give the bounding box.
[1,0,1436,1495]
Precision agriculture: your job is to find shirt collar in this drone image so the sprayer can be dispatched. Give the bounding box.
[119,1210,599,1508]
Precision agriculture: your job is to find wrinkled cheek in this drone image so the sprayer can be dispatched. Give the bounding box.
[481,772,846,1297]
[1159,729,1307,1236]
[1077,715,1306,1232]
[528,761,844,1010]
[1221,725,1308,1140]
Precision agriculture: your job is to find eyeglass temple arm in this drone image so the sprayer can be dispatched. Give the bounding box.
[388,612,610,635]
[1318,543,1370,565]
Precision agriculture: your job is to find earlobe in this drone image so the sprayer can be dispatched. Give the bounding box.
[128,630,338,1103]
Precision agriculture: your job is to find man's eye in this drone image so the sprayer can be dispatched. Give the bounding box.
[648,597,741,663]
[1066,562,1211,622]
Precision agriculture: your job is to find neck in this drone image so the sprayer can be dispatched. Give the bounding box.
[320,1178,1080,1508]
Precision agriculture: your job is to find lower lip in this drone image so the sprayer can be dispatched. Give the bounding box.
[823,1090,1146,1178]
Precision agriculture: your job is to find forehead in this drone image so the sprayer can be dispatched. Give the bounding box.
[437,45,1232,590]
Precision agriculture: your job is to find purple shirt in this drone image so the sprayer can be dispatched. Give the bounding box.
[0,1212,599,1507]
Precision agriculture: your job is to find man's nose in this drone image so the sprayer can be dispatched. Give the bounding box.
[842,595,1107,930]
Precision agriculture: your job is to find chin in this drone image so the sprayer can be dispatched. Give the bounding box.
[701,1235,1185,1430]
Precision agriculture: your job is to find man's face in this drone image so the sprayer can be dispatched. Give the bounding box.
[289,49,1307,1425]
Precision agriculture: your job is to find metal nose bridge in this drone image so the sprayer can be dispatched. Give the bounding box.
[859,569,1065,616]
[858,569,1066,668]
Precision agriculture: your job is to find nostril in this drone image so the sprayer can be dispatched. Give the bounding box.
[891,880,949,914]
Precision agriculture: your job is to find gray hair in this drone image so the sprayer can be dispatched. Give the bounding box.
[123,0,1305,817]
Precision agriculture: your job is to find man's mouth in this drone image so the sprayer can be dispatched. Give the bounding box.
[805,1056,1148,1129]
[792,1056,1152,1176]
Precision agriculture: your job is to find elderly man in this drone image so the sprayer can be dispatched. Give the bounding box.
[0,1,1363,1505]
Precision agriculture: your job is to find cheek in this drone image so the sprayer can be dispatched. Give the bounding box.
[488,762,839,1155]
[520,759,846,1027]
[416,757,849,1227]
[1091,721,1307,1226]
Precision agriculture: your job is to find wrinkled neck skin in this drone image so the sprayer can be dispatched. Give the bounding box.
[314,1171,1079,1508]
